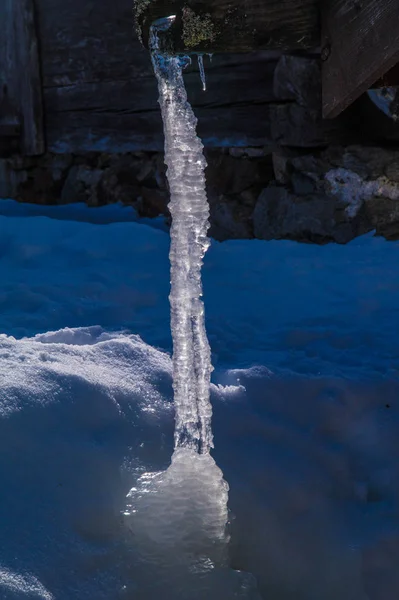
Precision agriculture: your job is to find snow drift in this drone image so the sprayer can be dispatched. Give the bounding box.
[0,201,398,599]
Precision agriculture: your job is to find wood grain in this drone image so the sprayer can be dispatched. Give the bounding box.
[322,0,399,118]
[43,53,278,152]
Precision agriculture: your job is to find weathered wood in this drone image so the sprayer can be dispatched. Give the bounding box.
[45,103,274,152]
[36,0,150,89]
[0,0,44,155]
[322,0,399,119]
[0,0,20,156]
[30,0,281,151]
[43,54,278,152]
[14,0,45,155]
[136,0,320,54]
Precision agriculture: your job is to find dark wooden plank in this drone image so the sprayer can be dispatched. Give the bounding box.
[43,54,276,111]
[39,13,278,153]
[43,57,276,152]
[35,0,152,88]
[136,0,319,53]
[13,0,45,155]
[45,103,273,152]
[34,0,281,151]
[322,0,399,119]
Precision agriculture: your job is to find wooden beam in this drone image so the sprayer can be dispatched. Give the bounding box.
[322,0,399,119]
[136,0,319,54]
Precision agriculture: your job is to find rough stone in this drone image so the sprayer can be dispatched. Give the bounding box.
[365,196,399,240]
[385,162,399,183]
[271,54,354,149]
[96,158,142,207]
[272,151,291,185]
[60,165,103,206]
[271,54,325,148]
[209,200,253,241]
[229,147,269,159]
[273,55,321,110]
[2,145,399,244]
[270,103,325,148]
[257,145,399,242]
[138,187,169,218]
[253,185,366,244]
[205,150,274,198]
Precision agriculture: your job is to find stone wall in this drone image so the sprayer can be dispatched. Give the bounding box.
[1,144,399,243]
[263,145,399,243]
[0,148,274,241]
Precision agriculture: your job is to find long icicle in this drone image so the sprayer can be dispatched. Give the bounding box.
[150,18,213,453]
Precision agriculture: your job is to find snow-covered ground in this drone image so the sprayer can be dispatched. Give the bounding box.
[1,200,398,599]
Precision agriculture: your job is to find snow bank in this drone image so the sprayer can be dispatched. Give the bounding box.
[0,330,173,599]
[1,328,398,599]
[0,200,398,599]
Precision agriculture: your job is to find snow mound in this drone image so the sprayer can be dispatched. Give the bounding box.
[0,567,53,600]
[0,330,173,599]
[1,327,399,599]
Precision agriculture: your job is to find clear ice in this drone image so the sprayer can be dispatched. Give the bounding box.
[198,54,206,91]
[150,17,213,455]
[124,16,260,599]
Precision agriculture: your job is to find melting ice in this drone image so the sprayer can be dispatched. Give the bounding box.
[124,15,260,599]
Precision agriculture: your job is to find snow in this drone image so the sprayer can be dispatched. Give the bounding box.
[0,199,167,230]
[0,199,398,599]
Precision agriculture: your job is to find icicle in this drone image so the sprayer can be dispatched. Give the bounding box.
[123,19,261,600]
[149,20,212,453]
[198,54,206,91]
